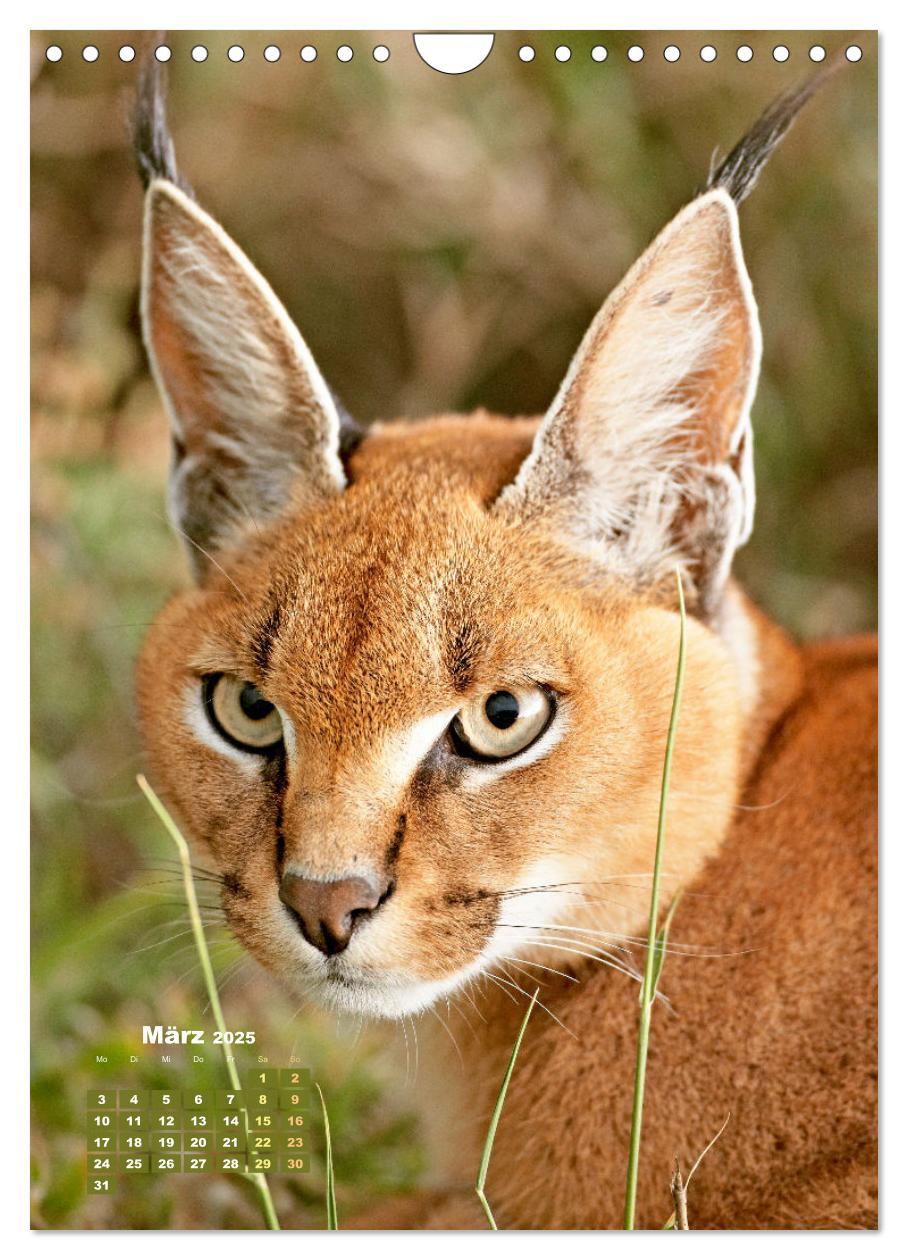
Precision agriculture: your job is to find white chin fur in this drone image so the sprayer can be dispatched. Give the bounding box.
[296,961,484,1020]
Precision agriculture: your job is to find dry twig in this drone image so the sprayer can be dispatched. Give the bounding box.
[669,1113,731,1230]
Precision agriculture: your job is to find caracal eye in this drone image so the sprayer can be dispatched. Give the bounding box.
[202,673,284,752]
[451,686,554,761]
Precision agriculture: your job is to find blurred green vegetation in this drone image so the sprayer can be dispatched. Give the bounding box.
[31,30,876,1228]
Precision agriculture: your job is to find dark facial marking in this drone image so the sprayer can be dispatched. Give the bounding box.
[222,870,251,901]
[385,813,407,871]
[443,886,493,908]
[447,623,479,694]
[411,740,467,800]
[259,752,288,874]
[251,605,283,677]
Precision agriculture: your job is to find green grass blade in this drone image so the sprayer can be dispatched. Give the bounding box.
[315,1083,338,1229]
[476,987,539,1229]
[622,570,687,1230]
[650,889,683,999]
[137,774,280,1231]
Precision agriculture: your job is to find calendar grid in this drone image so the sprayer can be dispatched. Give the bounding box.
[86,1069,311,1193]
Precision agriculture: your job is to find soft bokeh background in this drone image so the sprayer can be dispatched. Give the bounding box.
[31,30,877,1228]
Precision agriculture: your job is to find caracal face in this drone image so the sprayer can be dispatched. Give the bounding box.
[138,410,742,1018]
[132,61,805,1020]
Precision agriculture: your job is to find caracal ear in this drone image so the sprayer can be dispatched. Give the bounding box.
[141,178,346,579]
[495,189,760,618]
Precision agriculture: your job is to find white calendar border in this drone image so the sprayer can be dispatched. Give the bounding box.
[13,3,896,29]
[9,0,899,1250]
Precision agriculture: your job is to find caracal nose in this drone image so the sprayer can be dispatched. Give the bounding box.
[279,872,390,956]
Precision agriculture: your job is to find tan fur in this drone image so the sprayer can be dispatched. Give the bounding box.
[136,415,876,1227]
[411,633,877,1230]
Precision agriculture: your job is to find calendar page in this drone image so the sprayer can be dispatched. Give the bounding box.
[30,29,878,1231]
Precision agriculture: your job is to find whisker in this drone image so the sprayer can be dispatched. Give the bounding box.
[121,890,224,911]
[490,967,576,1039]
[499,923,633,957]
[138,877,226,896]
[502,958,552,993]
[522,935,646,990]
[198,953,248,1015]
[408,1013,421,1083]
[152,859,226,881]
[458,980,488,1026]
[428,1005,465,1069]
[398,1013,413,1085]
[500,921,742,959]
[128,921,227,956]
[281,987,321,1034]
[526,931,635,968]
[671,786,794,813]
[497,874,679,899]
[480,968,519,1005]
[216,955,250,990]
[170,942,238,995]
[499,954,578,985]
[496,885,661,912]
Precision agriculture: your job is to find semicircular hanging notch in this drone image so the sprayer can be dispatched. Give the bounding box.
[413,32,495,74]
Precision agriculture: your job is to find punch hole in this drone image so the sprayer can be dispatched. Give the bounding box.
[227,45,245,63]
[264,45,281,62]
[846,45,862,62]
[414,33,494,74]
[82,45,99,62]
[191,46,208,63]
[737,45,754,62]
[555,45,571,62]
[372,45,390,62]
[45,45,62,62]
[518,45,535,62]
[118,45,136,63]
[809,45,826,62]
[591,46,607,62]
[773,45,790,62]
[700,45,717,62]
[300,45,317,62]
[663,45,680,62]
[337,45,353,62]
[628,45,644,62]
[154,46,172,63]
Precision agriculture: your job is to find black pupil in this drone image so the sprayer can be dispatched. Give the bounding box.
[239,682,273,722]
[485,691,520,730]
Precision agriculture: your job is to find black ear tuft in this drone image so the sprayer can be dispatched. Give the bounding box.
[706,58,842,205]
[131,47,194,198]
